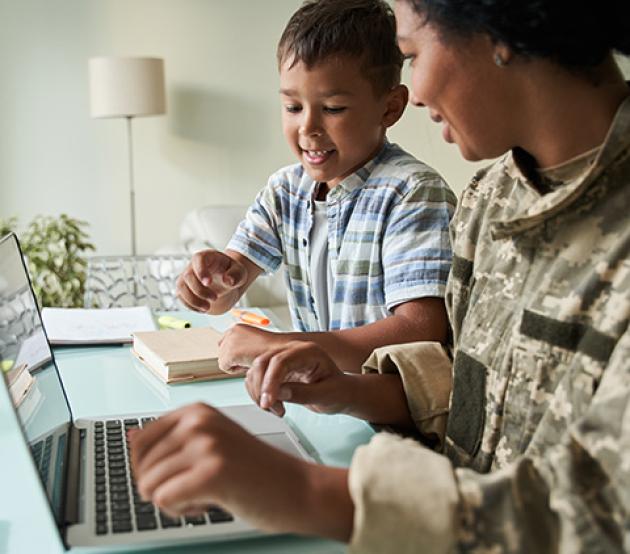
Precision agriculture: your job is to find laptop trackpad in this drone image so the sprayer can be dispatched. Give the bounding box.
[257,432,301,457]
[221,404,290,434]
[219,405,311,460]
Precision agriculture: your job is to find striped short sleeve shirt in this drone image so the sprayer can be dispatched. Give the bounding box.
[227,141,456,331]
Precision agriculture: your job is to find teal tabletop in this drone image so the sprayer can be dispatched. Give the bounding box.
[0,310,375,554]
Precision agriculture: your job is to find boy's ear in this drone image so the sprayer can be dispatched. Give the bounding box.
[381,84,409,128]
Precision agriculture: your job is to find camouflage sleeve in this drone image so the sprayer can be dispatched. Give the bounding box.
[348,433,459,554]
[361,341,452,449]
[349,328,630,553]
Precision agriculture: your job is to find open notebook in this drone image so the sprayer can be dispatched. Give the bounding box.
[41,306,157,345]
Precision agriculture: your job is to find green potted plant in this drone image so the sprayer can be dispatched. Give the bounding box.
[0,216,16,238]
[0,214,95,308]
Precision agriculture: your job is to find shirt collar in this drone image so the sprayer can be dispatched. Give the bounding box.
[326,140,391,201]
[491,92,630,239]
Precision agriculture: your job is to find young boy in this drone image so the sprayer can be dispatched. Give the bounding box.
[177,0,456,374]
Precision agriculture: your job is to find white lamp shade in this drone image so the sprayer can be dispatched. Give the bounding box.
[89,57,166,118]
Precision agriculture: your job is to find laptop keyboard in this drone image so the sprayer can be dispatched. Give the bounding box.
[31,434,54,485]
[93,417,234,535]
[30,431,67,523]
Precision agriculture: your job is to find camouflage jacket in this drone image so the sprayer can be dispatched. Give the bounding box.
[348,96,630,554]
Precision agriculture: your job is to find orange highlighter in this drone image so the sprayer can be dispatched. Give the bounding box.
[229,309,270,326]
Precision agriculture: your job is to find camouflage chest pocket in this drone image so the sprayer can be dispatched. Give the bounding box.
[503,310,606,454]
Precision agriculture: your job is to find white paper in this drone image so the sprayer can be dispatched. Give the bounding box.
[42,306,157,345]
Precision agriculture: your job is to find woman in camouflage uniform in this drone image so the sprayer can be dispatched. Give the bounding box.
[130,0,630,552]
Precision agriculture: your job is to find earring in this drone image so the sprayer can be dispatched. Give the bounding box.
[494,52,506,67]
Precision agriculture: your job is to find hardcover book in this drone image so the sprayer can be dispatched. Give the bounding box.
[131,327,235,384]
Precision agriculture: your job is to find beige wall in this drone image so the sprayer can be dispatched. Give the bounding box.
[1,1,628,255]
[0,0,485,255]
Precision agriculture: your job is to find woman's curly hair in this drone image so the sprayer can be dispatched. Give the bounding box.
[404,0,630,69]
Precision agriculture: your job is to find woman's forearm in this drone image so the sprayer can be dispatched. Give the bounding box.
[300,464,354,542]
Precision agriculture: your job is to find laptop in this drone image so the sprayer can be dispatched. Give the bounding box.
[0,232,314,549]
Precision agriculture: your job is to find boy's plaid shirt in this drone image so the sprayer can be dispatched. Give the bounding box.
[228,142,457,331]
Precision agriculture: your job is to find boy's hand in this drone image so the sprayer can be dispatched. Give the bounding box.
[244,341,350,417]
[129,403,353,541]
[218,324,290,374]
[177,249,248,313]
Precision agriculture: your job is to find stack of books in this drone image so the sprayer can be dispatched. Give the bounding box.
[5,363,35,407]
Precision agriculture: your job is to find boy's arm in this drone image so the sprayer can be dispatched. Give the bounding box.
[179,169,285,315]
[220,297,447,373]
[297,297,448,372]
[177,249,263,315]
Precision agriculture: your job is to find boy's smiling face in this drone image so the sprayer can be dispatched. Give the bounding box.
[280,55,400,190]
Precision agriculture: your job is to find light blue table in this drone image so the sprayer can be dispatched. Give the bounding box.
[0,310,375,553]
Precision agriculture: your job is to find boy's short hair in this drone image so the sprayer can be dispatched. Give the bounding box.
[277,0,403,96]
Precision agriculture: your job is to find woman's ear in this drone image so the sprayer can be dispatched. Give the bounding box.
[492,42,513,67]
[382,84,409,128]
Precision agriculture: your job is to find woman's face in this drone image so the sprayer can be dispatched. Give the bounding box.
[394,1,516,161]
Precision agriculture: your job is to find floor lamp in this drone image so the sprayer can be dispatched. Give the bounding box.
[88,57,166,256]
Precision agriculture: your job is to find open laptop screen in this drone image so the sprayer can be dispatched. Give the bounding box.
[0,233,72,524]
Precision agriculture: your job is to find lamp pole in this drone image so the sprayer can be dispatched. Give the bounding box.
[126,116,137,256]
[88,56,166,257]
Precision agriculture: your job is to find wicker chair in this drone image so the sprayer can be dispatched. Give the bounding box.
[0,285,44,364]
[84,254,190,310]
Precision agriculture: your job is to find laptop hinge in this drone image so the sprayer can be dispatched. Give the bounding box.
[64,425,82,525]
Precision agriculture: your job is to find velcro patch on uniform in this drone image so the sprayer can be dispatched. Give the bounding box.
[520,310,615,363]
[446,351,486,457]
[451,255,473,283]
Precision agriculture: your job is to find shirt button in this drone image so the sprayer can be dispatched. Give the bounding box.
[306,200,311,209]
[302,238,307,246]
